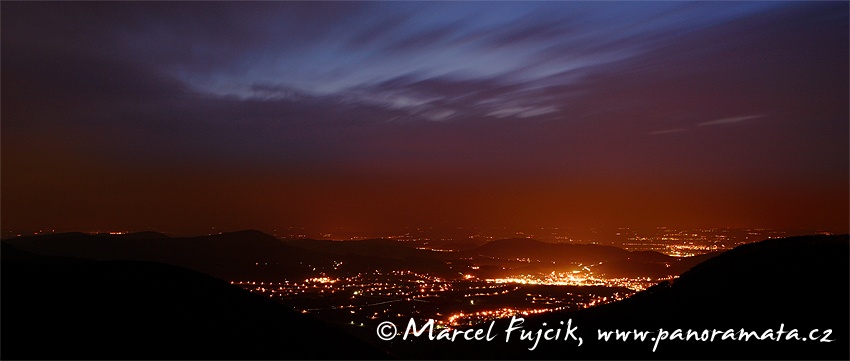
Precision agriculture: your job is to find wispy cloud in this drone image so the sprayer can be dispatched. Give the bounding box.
[697,115,764,127]
[487,105,559,119]
[648,128,688,135]
[649,115,765,135]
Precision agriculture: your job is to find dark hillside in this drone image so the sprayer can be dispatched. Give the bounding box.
[1,244,388,359]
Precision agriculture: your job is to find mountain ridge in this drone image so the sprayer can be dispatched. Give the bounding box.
[5,230,709,280]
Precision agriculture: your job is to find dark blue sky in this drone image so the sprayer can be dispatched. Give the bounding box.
[2,2,847,235]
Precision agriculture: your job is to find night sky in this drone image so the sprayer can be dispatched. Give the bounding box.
[2,2,847,235]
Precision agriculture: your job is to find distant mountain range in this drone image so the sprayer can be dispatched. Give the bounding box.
[3,230,709,281]
[1,243,388,359]
[459,237,714,277]
[3,230,324,281]
[387,234,850,359]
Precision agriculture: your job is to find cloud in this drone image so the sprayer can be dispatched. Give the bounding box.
[106,2,786,106]
[2,1,844,166]
[648,115,764,135]
[648,128,688,135]
[487,105,559,119]
[697,115,764,127]
[335,73,567,122]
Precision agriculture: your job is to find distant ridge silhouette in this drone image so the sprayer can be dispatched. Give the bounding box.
[3,230,328,281]
[5,230,709,281]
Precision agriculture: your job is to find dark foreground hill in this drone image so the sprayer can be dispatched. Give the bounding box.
[1,244,388,360]
[387,234,850,359]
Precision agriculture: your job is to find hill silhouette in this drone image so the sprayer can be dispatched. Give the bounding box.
[3,230,335,281]
[388,234,850,359]
[1,243,388,359]
[470,238,632,262]
[283,238,439,260]
[280,237,457,276]
[462,237,707,277]
[5,231,704,281]
[467,237,687,264]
